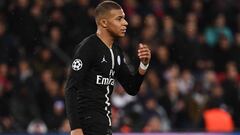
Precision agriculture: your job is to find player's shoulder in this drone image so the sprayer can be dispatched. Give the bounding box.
[78,34,98,48]
[74,34,100,53]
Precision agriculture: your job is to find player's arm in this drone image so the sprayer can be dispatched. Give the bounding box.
[65,42,95,134]
[117,43,151,95]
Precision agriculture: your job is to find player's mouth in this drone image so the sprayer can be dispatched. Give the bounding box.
[121,29,126,33]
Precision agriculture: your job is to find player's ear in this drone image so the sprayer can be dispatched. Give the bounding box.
[100,19,108,28]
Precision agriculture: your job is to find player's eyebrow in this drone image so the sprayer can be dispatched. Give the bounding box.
[116,15,125,20]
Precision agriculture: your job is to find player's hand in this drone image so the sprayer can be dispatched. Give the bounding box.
[138,43,151,65]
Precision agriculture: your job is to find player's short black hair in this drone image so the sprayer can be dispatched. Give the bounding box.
[95,1,122,23]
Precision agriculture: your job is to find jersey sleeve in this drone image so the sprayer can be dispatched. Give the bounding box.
[65,42,95,130]
[116,50,145,96]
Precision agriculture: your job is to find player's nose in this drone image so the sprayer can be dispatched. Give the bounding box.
[123,18,128,26]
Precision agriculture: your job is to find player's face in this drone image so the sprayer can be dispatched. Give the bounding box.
[106,9,128,38]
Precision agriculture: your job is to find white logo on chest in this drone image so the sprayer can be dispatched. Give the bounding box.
[96,75,115,85]
[117,55,121,65]
[101,55,107,63]
[109,69,115,76]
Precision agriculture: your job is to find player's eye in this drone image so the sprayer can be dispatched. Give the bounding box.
[116,16,123,21]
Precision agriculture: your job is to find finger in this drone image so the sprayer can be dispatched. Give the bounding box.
[138,46,149,50]
[138,50,148,54]
[139,52,151,58]
[138,50,151,56]
[138,49,150,54]
[138,54,151,58]
[138,46,148,51]
[139,43,144,49]
[139,45,150,49]
[139,43,150,50]
[138,54,150,59]
[139,56,150,59]
[138,48,150,53]
[138,51,149,56]
[139,54,151,58]
[142,44,149,49]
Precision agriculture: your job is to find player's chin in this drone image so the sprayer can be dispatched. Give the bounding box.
[118,32,126,37]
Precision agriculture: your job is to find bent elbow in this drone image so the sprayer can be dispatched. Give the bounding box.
[122,84,141,96]
[128,91,138,96]
[126,87,139,96]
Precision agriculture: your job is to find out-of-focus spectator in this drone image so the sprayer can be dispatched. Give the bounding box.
[59,118,70,133]
[203,108,234,132]
[202,70,218,92]
[222,62,240,127]
[0,63,12,95]
[213,35,232,72]
[148,0,165,19]
[0,0,240,132]
[27,119,48,134]
[231,32,240,70]
[177,69,194,95]
[189,0,204,29]
[140,96,170,131]
[0,63,13,124]
[0,116,20,132]
[0,20,19,67]
[141,14,159,45]
[10,59,40,129]
[122,0,138,17]
[145,69,162,97]
[201,85,234,132]
[33,48,62,78]
[14,59,38,98]
[10,61,40,131]
[143,116,162,132]
[164,64,180,82]
[236,13,240,32]
[111,83,136,109]
[64,0,95,43]
[160,15,177,46]
[159,79,190,130]
[177,21,199,69]
[166,0,184,23]
[205,14,233,47]
[111,107,121,132]
[127,13,142,39]
[36,78,65,131]
[151,45,171,83]
[43,25,71,64]
[8,0,42,57]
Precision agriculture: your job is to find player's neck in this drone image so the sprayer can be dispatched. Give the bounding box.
[96,29,114,49]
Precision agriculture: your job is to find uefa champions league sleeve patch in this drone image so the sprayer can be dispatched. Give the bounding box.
[72,59,83,71]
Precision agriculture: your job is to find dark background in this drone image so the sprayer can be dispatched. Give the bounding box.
[0,0,240,133]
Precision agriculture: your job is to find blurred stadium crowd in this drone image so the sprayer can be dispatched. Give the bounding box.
[0,0,240,133]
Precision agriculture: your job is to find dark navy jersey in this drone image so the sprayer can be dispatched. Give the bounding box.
[65,34,145,130]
